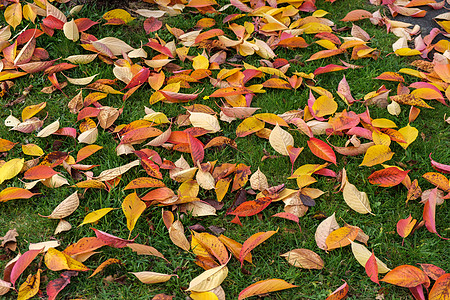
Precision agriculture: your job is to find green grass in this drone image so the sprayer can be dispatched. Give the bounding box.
[0,0,449,299]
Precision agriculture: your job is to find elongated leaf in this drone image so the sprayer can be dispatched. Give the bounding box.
[131,271,176,284]
[281,249,324,269]
[238,279,297,300]
[122,192,146,234]
[239,229,278,266]
[79,208,116,226]
[187,264,228,292]
[381,265,430,288]
[429,273,450,300]
[10,249,42,286]
[307,138,336,164]
[325,226,359,250]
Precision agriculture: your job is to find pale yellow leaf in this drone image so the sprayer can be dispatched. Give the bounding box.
[269,124,294,156]
[77,127,98,144]
[250,168,269,191]
[64,73,98,85]
[54,219,72,235]
[63,19,79,42]
[342,182,372,214]
[41,191,79,219]
[93,37,134,56]
[182,201,217,217]
[196,169,215,190]
[187,264,228,292]
[169,220,190,251]
[189,112,220,133]
[37,119,60,137]
[131,271,176,284]
[29,240,60,252]
[65,54,98,64]
[93,160,140,181]
[281,249,324,269]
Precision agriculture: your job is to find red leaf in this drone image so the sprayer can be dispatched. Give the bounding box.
[326,280,349,300]
[307,137,337,165]
[75,18,99,32]
[44,63,77,75]
[229,197,272,217]
[23,165,59,180]
[124,68,150,90]
[140,157,163,179]
[158,90,199,103]
[239,229,278,266]
[423,187,448,240]
[144,17,162,34]
[418,263,446,281]
[271,212,301,230]
[287,145,303,175]
[91,228,136,248]
[10,249,42,286]
[42,16,65,30]
[187,133,204,164]
[368,167,410,187]
[430,153,450,174]
[314,64,348,76]
[409,284,426,300]
[16,29,44,45]
[145,40,174,58]
[365,251,379,285]
[47,271,78,300]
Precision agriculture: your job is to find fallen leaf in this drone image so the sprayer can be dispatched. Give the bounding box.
[281,249,324,269]
[238,279,297,300]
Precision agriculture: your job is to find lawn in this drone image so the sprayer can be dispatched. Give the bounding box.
[0,0,449,299]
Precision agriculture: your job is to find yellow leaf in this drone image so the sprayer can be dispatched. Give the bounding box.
[397,124,418,149]
[45,248,89,271]
[190,291,219,300]
[312,95,338,117]
[372,131,391,146]
[63,19,79,42]
[350,241,390,273]
[0,158,24,184]
[22,144,44,156]
[37,119,60,138]
[17,269,40,300]
[360,145,394,167]
[79,208,116,227]
[103,9,135,23]
[143,112,170,124]
[22,102,46,121]
[372,118,397,128]
[193,54,209,70]
[236,116,265,137]
[269,124,294,156]
[187,264,229,292]
[122,192,146,234]
[23,4,36,23]
[238,279,298,300]
[4,3,22,30]
[300,22,332,34]
[325,226,359,250]
[395,48,421,56]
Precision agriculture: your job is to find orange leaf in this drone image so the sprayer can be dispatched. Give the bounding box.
[306,48,344,61]
[423,172,450,192]
[209,86,252,97]
[195,29,224,44]
[307,137,336,165]
[0,187,38,202]
[314,64,348,76]
[218,234,252,263]
[239,229,278,266]
[325,226,359,250]
[381,265,430,288]
[76,145,103,163]
[277,37,309,48]
[232,163,251,191]
[396,214,417,240]
[365,251,379,285]
[238,278,297,300]
[124,177,165,190]
[429,273,450,300]
[89,258,120,277]
[326,281,349,300]
[120,127,162,144]
[368,167,410,187]
[341,10,373,21]
[375,72,404,82]
[23,165,59,180]
[192,232,228,265]
[0,138,18,152]
[228,197,272,217]
[262,78,291,89]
